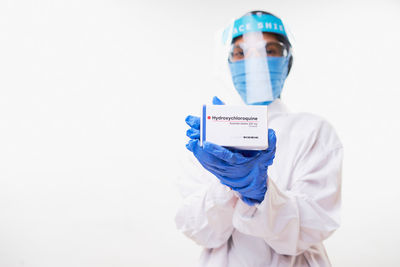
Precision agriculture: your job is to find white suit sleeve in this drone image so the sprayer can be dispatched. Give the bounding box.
[232,127,343,256]
[175,153,238,248]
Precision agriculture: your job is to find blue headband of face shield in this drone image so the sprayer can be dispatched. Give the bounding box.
[222,14,288,44]
[224,14,290,105]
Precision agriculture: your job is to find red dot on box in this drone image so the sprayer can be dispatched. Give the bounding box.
[207,116,211,119]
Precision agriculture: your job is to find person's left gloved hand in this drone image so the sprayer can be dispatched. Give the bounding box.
[186,129,277,206]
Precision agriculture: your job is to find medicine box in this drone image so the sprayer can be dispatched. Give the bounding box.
[200,105,268,150]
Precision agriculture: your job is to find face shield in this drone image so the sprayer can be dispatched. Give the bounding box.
[215,13,292,105]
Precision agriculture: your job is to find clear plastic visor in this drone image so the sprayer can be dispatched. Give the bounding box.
[228,31,290,104]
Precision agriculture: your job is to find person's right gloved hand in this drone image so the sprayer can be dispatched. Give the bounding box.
[185,96,225,140]
[185,115,201,140]
[186,129,277,206]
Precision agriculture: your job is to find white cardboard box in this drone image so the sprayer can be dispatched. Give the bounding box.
[200,105,268,150]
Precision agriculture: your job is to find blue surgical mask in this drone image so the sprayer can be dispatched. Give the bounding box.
[229,57,289,105]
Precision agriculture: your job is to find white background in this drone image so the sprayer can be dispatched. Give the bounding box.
[1,0,400,266]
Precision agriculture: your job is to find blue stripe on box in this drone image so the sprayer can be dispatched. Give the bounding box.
[202,105,206,145]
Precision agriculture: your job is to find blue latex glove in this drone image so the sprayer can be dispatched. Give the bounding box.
[185,96,225,140]
[186,129,277,206]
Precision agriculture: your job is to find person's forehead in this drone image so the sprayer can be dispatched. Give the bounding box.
[233,32,279,45]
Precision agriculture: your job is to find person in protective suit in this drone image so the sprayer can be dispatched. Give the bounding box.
[176,10,343,267]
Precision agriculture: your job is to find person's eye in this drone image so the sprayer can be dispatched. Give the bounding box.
[266,49,279,56]
[266,43,284,57]
[233,48,244,58]
[234,51,244,57]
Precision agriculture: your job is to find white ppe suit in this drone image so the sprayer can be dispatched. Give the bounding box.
[175,99,343,267]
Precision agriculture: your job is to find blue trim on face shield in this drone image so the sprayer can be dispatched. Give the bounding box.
[229,57,289,105]
[231,14,287,40]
